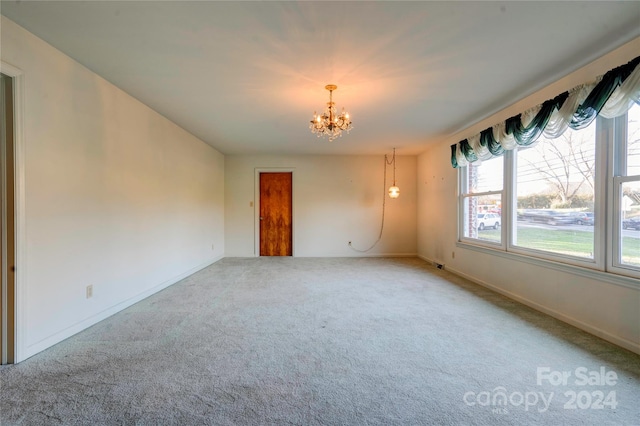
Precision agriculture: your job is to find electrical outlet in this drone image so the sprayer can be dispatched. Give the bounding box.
[212,244,215,251]
[86,285,93,299]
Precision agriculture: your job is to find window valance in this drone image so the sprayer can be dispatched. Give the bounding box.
[451,55,640,168]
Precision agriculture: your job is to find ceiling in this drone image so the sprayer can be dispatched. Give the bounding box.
[1,1,639,156]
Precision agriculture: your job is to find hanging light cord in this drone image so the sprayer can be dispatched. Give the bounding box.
[348,153,395,253]
[393,148,397,186]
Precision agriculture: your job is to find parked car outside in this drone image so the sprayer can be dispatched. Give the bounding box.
[569,211,594,226]
[517,209,574,225]
[477,213,501,230]
[622,217,640,230]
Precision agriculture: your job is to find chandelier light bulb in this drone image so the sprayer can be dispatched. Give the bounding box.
[389,186,400,199]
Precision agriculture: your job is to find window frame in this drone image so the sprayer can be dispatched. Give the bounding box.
[458,156,506,250]
[608,107,640,278]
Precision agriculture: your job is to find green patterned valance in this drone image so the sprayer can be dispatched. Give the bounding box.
[451,55,640,168]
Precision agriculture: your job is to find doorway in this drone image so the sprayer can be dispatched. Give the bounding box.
[0,72,16,364]
[259,172,293,256]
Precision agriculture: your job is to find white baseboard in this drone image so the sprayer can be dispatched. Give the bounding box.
[20,255,224,362]
[325,253,419,258]
[417,254,443,266]
[226,253,419,258]
[352,252,418,258]
[417,254,640,355]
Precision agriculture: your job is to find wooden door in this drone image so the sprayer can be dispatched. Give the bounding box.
[260,172,292,256]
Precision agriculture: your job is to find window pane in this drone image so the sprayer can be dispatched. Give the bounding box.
[463,194,502,242]
[515,125,595,259]
[468,156,503,193]
[627,103,640,176]
[621,180,640,267]
[462,157,503,244]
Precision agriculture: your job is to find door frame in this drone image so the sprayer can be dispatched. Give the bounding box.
[254,168,295,257]
[1,61,25,363]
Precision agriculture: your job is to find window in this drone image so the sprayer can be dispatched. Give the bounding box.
[453,55,639,281]
[458,103,640,280]
[626,104,640,176]
[614,103,640,273]
[460,156,503,245]
[515,123,596,261]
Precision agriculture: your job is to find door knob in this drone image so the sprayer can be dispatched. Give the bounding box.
[260,216,264,220]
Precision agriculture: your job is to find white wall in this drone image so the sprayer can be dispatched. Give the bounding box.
[225,155,417,257]
[1,17,225,361]
[418,38,640,354]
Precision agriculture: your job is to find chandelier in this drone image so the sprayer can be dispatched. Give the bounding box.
[310,84,353,142]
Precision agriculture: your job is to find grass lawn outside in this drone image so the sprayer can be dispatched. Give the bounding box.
[476,226,640,266]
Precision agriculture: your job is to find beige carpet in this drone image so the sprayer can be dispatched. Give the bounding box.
[1,257,639,425]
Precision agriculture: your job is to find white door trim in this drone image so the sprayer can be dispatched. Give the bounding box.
[1,61,26,363]
[254,168,296,257]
